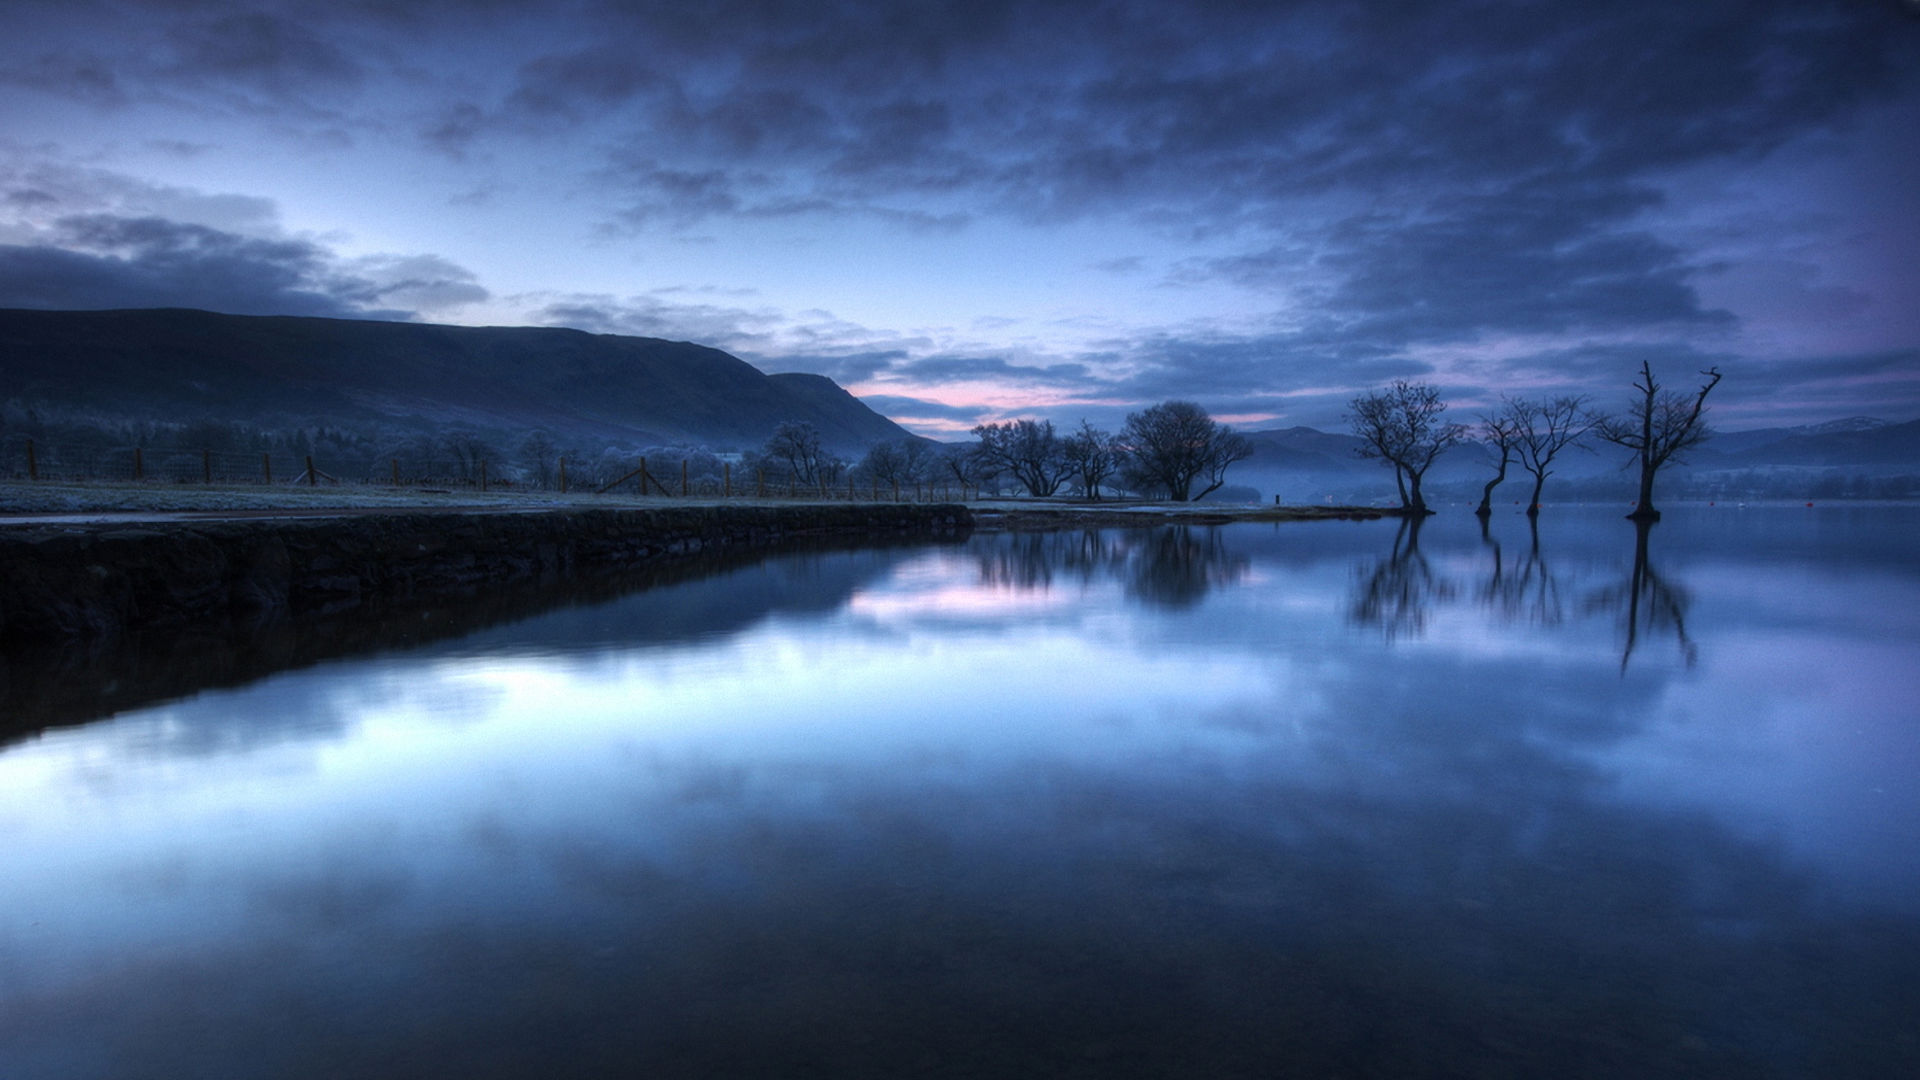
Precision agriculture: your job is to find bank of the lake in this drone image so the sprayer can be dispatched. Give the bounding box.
[0,503,970,644]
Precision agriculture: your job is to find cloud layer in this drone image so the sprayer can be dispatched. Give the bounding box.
[2,0,1916,431]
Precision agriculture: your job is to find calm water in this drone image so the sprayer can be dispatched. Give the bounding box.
[2,506,1917,1078]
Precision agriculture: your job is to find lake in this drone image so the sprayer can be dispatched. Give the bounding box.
[3,505,1916,1078]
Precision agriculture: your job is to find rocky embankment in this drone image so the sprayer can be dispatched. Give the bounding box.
[0,503,970,644]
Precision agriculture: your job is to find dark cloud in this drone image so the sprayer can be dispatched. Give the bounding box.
[1109,331,1427,403]
[0,214,484,320]
[1310,180,1735,344]
[890,354,1093,387]
[1,0,1911,425]
[163,12,363,93]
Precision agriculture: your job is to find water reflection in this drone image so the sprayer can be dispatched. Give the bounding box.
[2,510,1917,1079]
[974,525,1248,609]
[1590,520,1698,671]
[1350,513,1700,671]
[1350,516,1454,638]
[0,534,944,748]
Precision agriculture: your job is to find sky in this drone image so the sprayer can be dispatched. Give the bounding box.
[2,0,1917,437]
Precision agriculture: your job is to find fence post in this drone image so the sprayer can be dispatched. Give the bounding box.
[202,448,212,484]
[392,458,400,487]
[26,438,36,482]
[559,457,568,493]
[724,462,731,497]
[757,469,765,498]
[263,453,272,484]
[892,479,899,502]
[681,459,689,496]
[479,459,488,492]
[133,447,144,481]
[639,456,651,495]
[305,455,317,486]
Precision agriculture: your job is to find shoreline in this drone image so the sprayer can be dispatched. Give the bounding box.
[0,503,969,645]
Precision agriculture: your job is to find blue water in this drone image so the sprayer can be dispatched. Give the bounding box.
[2,505,1916,1077]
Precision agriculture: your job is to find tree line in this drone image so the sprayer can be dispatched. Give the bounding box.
[1347,360,1723,521]
[831,400,1253,502]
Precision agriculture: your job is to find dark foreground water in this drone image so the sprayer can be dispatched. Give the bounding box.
[2,505,1916,1078]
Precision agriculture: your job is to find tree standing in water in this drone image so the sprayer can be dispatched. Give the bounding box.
[1474,412,1519,517]
[1509,395,1599,516]
[1596,362,1722,521]
[1348,380,1466,515]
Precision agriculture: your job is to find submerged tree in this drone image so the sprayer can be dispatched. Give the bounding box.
[1117,401,1251,502]
[1595,362,1723,521]
[1348,380,1466,515]
[1507,395,1600,516]
[1475,412,1519,517]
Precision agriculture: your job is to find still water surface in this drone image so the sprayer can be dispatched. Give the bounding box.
[2,506,1917,1078]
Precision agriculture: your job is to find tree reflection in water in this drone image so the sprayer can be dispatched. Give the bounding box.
[973,526,1247,609]
[1350,514,1698,670]
[1350,516,1455,639]
[1478,515,1566,628]
[1588,519,1697,672]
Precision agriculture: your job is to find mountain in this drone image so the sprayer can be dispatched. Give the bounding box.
[0,307,909,452]
[1695,418,1920,467]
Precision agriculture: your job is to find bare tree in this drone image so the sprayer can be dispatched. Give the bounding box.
[855,438,935,488]
[1475,413,1519,517]
[764,421,828,487]
[1117,401,1251,502]
[440,427,496,483]
[518,429,559,488]
[972,419,1067,496]
[1060,420,1120,499]
[1507,395,1599,516]
[1595,362,1723,521]
[936,443,991,491]
[1347,381,1466,515]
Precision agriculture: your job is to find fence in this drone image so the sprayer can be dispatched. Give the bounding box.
[0,439,978,502]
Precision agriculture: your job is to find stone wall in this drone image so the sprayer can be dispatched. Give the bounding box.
[0,504,971,643]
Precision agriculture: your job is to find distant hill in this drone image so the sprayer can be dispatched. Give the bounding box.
[0,307,909,452]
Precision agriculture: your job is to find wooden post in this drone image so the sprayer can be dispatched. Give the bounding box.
[681,459,689,496]
[892,479,899,502]
[848,474,855,500]
[723,461,731,497]
[263,453,272,484]
[392,458,401,486]
[788,475,796,498]
[558,457,568,493]
[756,469,765,498]
[26,438,36,482]
[202,448,212,484]
[305,455,317,486]
[639,456,650,495]
[133,447,144,481]
[479,459,488,492]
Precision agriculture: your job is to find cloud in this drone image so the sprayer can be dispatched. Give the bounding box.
[0,213,487,320]
[531,291,785,346]
[163,11,363,95]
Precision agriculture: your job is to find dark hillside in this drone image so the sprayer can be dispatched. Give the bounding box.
[0,307,908,452]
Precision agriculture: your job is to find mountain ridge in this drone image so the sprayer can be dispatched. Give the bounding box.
[0,307,908,452]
